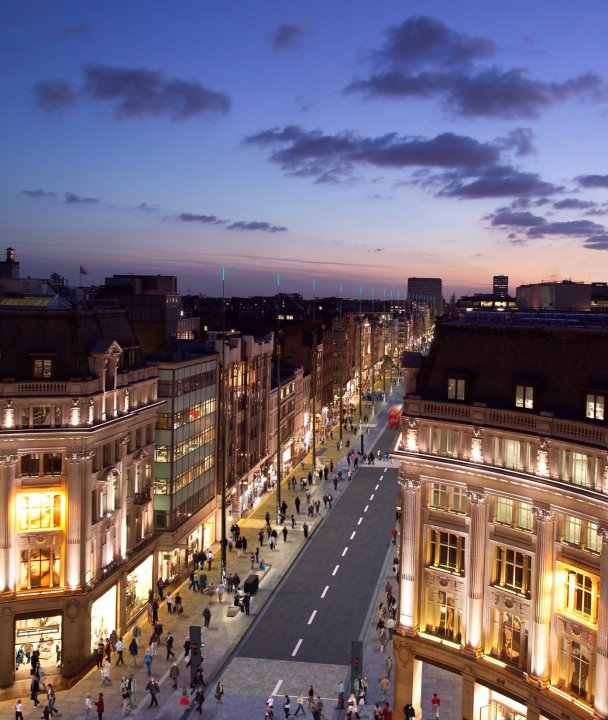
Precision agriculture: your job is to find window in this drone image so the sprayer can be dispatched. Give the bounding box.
[586,393,605,420]
[20,548,61,589]
[21,453,40,477]
[564,516,582,545]
[559,639,591,699]
[493,547,532,597]
[571,453,589,487]
[43,453,62,476]
[587,523,603,554]
[558,565,598,622]
[495,497,513,525]
[425,588,462,643]
[429,483,448,510]
[33,358,53,378]
[491,610,528,668]
[447,378,465,401]
[504,439,520,469]
[428,484,468,514]
[32,406,51,427]
[515,385,534,409]
[18,493,62,531]
[494,498,533,532]
[516,502,533,531]
[428,529,465,575]
[451,487,468,514]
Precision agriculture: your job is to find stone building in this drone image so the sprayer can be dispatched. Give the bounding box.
[393,315,608,720]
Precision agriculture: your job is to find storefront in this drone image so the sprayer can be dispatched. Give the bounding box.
[91,585,117,652]
[158,548,184,584]
[125,554,153,624]
[15,614,62,677]
[480,690,527,720]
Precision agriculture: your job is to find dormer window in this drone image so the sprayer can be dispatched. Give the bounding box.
[33,357,53,379]
[515,384,534,410]
[586,393,605,420]
[447,377,465,401]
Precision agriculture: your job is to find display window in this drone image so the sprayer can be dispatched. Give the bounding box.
[15,615,62,677]
[91,585,117,652]
[125,554,153,623]
[20,548,61,589]
[158,548,183,583]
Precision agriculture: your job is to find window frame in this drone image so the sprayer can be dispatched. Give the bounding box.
[515,384,535,410]
[585,392,605,421]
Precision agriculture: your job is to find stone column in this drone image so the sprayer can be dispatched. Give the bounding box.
[530,506,554,684]
[0,454,17,592]
[66,451,90,589]
[393,635,422,720]
[594,528,608,719]
[398,474,421,632]
[465,490,487,654]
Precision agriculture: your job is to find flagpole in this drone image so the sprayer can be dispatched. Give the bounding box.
[276,274,282,525]
[220,266,227,586]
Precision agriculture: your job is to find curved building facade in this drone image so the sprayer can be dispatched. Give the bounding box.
[392,318,608,720]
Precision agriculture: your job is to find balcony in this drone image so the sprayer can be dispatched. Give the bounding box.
[134,487,151,505]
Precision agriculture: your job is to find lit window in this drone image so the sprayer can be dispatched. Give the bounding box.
[491,610,528,668]
[564,516,582,545]
[515,385,534,409]
[425,588,462,643]
[558,565,598,622]
[495,497,513,525]
[450,487,468,514]
[586,393,605,420]
[571,453,589,487]
[586,523,602,554]
[447,378,465,401]
[20,548,60,589]
[32,406,51,427]
[493,547,532,598]
[18,493,62,531]
[559,639,591,700]
[33,358,53,379]
[429,483,448,510]
[428,529,465,575]
[516,502,533,531]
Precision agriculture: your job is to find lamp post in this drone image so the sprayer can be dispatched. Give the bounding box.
[275,276,282,524]
[359,314,364,456]
[220,268,227,586]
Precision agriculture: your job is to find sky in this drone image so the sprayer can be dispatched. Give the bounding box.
[2,1,608,299]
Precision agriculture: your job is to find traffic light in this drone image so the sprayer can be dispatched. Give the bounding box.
[191,642,199,657]
[189,625,202,684]
[350,640,363,684]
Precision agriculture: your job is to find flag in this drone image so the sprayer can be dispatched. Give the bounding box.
[79,265,89,275]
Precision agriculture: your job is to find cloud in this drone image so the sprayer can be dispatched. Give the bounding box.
[32,79,77,111]
[553,198,597,210]
[22,189,57,199]
[271,23,303,50]
[64,192,100,204]
[490,208,547,227]
[345,15,605,119]
[527,219,605,237]
[373,247,385,252]
[577,174,608,189]
[437,166,561,199]
[174,213,226,224]
[227,221,287,233]
[584,234,608,250]
[33,64,230,120]
[135,202,159,213]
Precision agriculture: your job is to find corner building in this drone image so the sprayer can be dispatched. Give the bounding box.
[393,317,608,720]
[0,303,159,689]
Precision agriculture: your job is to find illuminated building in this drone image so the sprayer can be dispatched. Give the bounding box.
[0,302,159,688]
[393,314,608,720]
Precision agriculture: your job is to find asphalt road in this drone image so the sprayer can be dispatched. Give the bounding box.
[237,426,400,666]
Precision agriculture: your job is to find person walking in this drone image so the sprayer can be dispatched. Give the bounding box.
[128,637,138,666]
[243,592,251,616]
[307,685,315,710]
[203,604,211,629]
[144,648,153,678]
[346,693,360,719]
[282,526,288,542]
[385,655,392,679]
[338,680,345,709]
[295,496,301,514]
[283,693,291,718]
[84,693,92,720]
[146,677,160,707]
[15,698,24,720]
[303,522,309,539]
[431,693,441,720]
[294,690,306,716]
[379,627,388,653]
[169,662,180,690]
[217,582,225,603]
[214,681,224,703]
[94,693,104,720]
[101,658,111,685]
[149,631,158,657]
[115,637,125,665]
[166,631,175,660]
[379,675,390,702]
[30,675,40,706]
[127,674,137,707]
[166,592,173,614]
[47,683,58,715]
[193,687,205,714]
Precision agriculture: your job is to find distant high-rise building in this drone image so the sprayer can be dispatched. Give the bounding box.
[407,277,443,317]
[493,274,508,298]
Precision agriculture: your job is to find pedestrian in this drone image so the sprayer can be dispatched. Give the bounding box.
[380,675,390,702]
[328,493,333,508]
[385,655,392,679]
[95,639,104,668]
[193,687,205,714]
[133,624,141,645]
[333,476,338,490]
[214,681,224,703]
[115,636,126,665]
[169,662,180,690]
[379,627,388,653]
[382,701,393,720]
[85,693,92,720]
[203,604,211,629]
[166,592,173,614]
[431,693,441,720]
[307,685,315,710]
[166,631,175,659]
[149,631,158,656]
[47,683,58,715]
[94,693,104,720]
[291,514,296,529]
[157,578,165,600]
[255,546,260,564]
[303,522,309,539]
[294,690,306,716]
[269,535,276,551]
[338,680,345,709]
[295,496,301,514]
[266,696,275,719]
[30,675,40,706]
[146,677,160,707]
[104,639,112,663]
[15,698,24,720]
[283,693,291,718]
[175,592,183,613]
[386,616,395,641]
[259,528,265,546]
[282,526,288,542]
[250,551,256,569]
[243,592,251,615]
[217,581,225,603]
[127,674,137,707]
[101,658,111,685]
[347,692,360,718]
[144,648,153,678]
[152,599,159,624]
[390,527,397,545]
[265,511,271,525]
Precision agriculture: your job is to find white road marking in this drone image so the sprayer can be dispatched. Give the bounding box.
[350,531,356,540]
[364,505,369,512]
[375,484,379,490]
[370,494,375,500]
[332,564,340,576]
[357,517,363,525]
[291,640,303,657]
[321,585,329,599]
[308,610,317,625]
[342,546,348,557]
[272,679,283,696]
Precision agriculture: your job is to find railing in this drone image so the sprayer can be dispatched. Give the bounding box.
[134,488,152,505]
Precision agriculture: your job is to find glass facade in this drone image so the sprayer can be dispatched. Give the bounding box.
[15,615,62,678]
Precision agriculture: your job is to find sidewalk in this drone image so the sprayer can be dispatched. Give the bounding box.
[3,388,398,720]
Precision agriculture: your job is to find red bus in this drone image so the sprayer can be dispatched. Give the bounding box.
[387,404,402,429]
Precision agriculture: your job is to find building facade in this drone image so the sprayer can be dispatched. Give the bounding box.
[393,317,608,720]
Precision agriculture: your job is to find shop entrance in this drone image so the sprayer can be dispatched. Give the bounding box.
[15,614,62,678]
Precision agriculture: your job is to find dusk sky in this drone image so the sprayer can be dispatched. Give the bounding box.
[2,2,608,298]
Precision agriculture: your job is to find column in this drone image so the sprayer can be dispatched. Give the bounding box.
[461,674,489,720]
[530,506,554,684]
[65,451,88,589]
[393,635,422,720]
[119,435,129,558]
[465,490,487,654]
[398,474,421,632]
[0,454,17,592]
[594,528,608,719]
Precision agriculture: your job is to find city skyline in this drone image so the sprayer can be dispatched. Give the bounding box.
[2,2,608,298]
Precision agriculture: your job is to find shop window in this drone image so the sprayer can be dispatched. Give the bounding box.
[428,529,465,575]
[20,548,60,589]
[557,564,598,623]
[586,393,605,421]
[515,384,534,410]
[559,638,591,700]
[425,588,462,643]
[15,616,62,678]
[493,547,532,598]
[33,358,53,379]
[490,610,528,669]
[447,378,465,401]
[18,493,62,531]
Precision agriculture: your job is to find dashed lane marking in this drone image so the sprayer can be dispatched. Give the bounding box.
[321,585,329,599]
[291,640,303,657]
[308,610,317,625]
